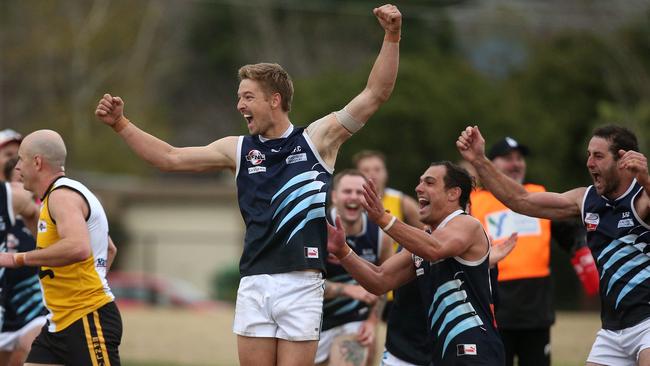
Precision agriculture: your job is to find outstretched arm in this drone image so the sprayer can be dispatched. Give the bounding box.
[328,216,414,295]
[95,94,238,173]
[457,125,584,220]
[361,180,488,262]
[307,4,401,167]
[0,188,92,268]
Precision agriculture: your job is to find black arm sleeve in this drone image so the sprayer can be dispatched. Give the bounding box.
[551,218,587,254]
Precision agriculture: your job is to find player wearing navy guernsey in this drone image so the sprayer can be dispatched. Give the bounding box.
[95,5,401,365]
[328,162,506,365]
[316,170,392,366]
[0,155,47,366]
[457,124,650,366]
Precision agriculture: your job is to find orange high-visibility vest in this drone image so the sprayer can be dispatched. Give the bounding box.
[470,184,551,281]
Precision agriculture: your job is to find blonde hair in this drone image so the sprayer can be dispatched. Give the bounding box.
[238,63,294,112]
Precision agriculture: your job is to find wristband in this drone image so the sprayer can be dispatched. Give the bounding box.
[112,116,130,133]
[339,245,353,260]
[382,215,397,232]
[13,253,25,267]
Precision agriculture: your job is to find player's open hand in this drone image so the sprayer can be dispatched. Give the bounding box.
[489,232,517,267]
[95,94,125,127]
[357,320,376,346]
[618,149,650,186]
[456,125,487,163]
[360,179,386,223]
[327,215,348,259]
[373,4,402,35]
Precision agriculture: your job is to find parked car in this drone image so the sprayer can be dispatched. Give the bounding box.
[107,271,220,310]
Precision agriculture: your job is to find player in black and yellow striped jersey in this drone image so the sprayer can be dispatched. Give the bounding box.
[1,130,121,366]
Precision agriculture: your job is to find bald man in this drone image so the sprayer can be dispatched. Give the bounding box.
[1,130,121,366]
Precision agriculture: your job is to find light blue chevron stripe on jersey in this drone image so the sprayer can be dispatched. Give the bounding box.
[276,192,327,232]
[24,303,45,322]
[287,208,326,242]
[273,181,326,219]
[430,291,468,329]
[12,282,40,304]
[16,293,42,314]
[600,245,639,280]
[442,315,484,355]
[606,253,650,296]
[598,234,638,263]
[333,300,361,316]
[437,302,479,336]
[272,171,322,203]
[616,265,650,308]
[429,279,462,317]
[13,276,39,291]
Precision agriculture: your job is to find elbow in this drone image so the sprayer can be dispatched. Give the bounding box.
[368,286,387,296]
[73,244,92,262]
[372,87,393,105]
[418,247,441,263]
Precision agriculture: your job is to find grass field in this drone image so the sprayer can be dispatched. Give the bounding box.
[120,305,601,366]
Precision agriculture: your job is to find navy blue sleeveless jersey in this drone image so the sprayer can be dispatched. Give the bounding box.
[415,210,504,365]
[2,218,45,332]
[0,183,16,329]
[323,210,382,331]
[236,126,332,276]
[582,180,650,330]
[385,277,433,365]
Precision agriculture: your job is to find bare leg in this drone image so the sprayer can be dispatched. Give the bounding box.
[277,339,319,366]
[365,335,377,366]
[238,335,277,366]
[638,348,650,366]
[329,334,368,366]
[9,323,43,366]
[0,351,10,366]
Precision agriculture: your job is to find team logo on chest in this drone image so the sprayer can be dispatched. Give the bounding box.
[246,149,266,174]
[413,254,425,276]
[38,220,48,233]
[585,212,599,232]
[246,150,266,165]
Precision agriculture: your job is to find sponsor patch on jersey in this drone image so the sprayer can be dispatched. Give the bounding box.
[412,254,424,268]
[246,149,266,165]
[618,218,634,228]
[306,247,319,258]
[457,344,477,356]
[248,166,266,174]
[286,153,307,165]
[585,212,600,232]
[38,220,47,233]
[416,268,425,276]
[96,258,107,268]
